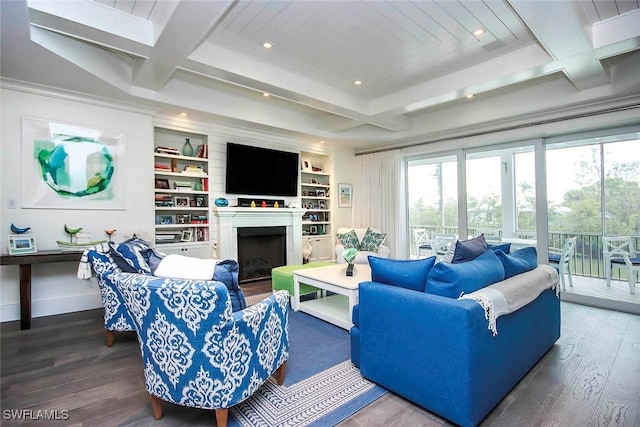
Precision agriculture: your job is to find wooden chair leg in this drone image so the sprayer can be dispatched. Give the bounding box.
[215,408,228,427]
[105,330,115,347]
[149,394,163,420]
[273,361,287,385]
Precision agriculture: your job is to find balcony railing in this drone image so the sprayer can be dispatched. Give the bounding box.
[409,225,639,281]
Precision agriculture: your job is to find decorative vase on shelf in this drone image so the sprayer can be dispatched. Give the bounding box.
[182,138,194,157]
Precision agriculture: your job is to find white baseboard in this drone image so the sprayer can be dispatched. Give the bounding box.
[0,293,103,323]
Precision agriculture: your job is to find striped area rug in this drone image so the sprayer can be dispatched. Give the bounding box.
[229,301,386,426]
[231,361,380,427]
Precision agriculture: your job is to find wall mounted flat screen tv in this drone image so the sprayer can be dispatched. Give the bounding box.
[225,142,299,197]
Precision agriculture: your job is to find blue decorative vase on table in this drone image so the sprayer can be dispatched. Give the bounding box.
[182,138,194,156]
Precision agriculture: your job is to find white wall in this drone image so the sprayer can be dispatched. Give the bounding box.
[0,88,357,322]
[0,88,155,321]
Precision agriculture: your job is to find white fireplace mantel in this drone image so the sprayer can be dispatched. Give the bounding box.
[214,207,307,265]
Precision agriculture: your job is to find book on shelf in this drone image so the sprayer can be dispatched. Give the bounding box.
[155,146,180,155]
[174,181,192,190]
[196,144,208,159]
[183,165,206,175]
[154,164,170,171]
[196,228,209,242]
[201,177,208,191]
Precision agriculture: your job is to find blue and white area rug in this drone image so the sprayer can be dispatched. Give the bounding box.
[229,308,386,426]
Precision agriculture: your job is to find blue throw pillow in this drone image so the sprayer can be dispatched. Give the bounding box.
[494,246,538,278]
[442,234,488,264]
[489,242,511,254]
[369,255,436,292]
[141,248,166,274]
[426,249,505,298]
[213,259,246,311]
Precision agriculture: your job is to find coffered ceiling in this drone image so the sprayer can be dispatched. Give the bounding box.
[2,0,640,152]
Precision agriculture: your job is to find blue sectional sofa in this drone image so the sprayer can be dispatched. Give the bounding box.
[350,240,561,427]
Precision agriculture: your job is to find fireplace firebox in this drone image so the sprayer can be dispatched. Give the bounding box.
[237,226,286,283]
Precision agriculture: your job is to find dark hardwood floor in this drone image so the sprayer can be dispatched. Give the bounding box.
[1,298,638,426]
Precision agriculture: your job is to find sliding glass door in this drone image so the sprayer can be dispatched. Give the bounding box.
[465,145,536,247]
[407,155,458,257]
[546,131,640,279]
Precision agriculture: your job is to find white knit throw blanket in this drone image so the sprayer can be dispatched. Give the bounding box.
[153,254,221,280]
[459,265,559,336]
[77,242,112,279]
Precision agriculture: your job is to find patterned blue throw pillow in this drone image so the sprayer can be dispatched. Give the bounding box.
[359,228,387,253]
[87,251,121,275]
[337,230,360,249]
[109,238,153,275]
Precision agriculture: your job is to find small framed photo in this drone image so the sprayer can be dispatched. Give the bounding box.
[158,215,174,225]
[316,189,326,198]
[319,201,326,209]
[174,196,190,207]
[195,195,206,207]
[301,157,312,172]
[181,229,193,242]
[309,225,318,234]
[155,178,170,189]
[176,213,191,224]
[8,234,37,255]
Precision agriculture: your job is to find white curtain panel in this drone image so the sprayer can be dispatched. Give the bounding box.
[352,150,402,258]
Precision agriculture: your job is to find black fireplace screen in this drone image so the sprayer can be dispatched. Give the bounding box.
[236,226,286,283]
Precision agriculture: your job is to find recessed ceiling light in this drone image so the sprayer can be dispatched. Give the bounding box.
[262,41,273,49]
[179,112,188,116]
[263,92,270,97]
[466,94,475,99]
[354,80,362,85]
[473,28,485,37]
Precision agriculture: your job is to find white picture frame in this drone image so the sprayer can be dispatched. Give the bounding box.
[338,183,352,208]
[301,157,312,171]
[174,196,190,207]
[8,234,37,255]
[181,229,193,242]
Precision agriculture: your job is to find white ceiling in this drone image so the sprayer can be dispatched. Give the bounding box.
[2,0,640,152]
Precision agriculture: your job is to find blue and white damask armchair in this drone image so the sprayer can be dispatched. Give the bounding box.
[79,239,248,347]
[78,243,134,347]
[114,272,289,427]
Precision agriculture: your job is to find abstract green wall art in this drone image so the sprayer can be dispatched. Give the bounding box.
[22,118,126,209]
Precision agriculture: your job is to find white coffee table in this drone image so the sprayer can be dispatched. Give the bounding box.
[292,263,371,330]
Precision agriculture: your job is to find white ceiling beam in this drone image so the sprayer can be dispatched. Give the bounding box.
[132,0,237,91]
[187,42,370,115]
[27,0,153,47]
[507,0,609,90]
[592,9,640,50]
[369,44,552,117]
[318,113,412,133]
[30,26,133,92]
